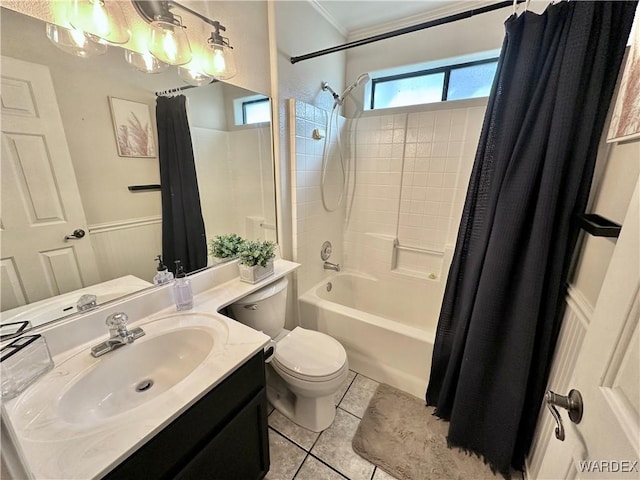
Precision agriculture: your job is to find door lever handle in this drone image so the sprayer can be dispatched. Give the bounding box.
[545,389,583,441]
[64,229,86,240]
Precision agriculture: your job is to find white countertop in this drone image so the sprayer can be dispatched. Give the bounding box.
[1,259,300,479]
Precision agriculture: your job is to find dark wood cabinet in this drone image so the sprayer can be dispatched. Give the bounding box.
[104,351,269,480]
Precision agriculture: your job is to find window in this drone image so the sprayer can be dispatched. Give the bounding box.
[233,95,271,126]
[370,58,498,110]
[242,98,271,124]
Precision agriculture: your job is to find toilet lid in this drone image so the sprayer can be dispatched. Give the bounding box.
[273,327,346,378]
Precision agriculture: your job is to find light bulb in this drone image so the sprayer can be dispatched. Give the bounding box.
[178,67,214,87]
[203,44,236,80]
[212,48,226,73]
[46,23,107,58]
[67,0,130,45]
[124,49,169,74]
[148,20,191,66]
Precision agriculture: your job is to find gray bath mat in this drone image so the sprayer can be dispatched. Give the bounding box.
[352,383,500,480]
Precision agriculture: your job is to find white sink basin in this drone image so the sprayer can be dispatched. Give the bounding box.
[9,312,229,438]
[57,327,215,424]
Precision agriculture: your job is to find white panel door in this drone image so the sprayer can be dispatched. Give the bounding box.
[1,56,100,310]
[536,180,640,479]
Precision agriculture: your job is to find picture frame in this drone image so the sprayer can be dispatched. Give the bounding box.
[607,24,640,143]
[109,97,156,157]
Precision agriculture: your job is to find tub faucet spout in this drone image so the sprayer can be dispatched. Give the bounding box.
[324,261,341,272]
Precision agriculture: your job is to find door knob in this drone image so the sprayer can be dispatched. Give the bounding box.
[64,229,86,240]
[545,389,583,441]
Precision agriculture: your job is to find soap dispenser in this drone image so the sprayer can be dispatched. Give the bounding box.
[173,260,193,311]
[153,255,174,285]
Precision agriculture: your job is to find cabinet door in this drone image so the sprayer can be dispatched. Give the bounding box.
[175,388,269,480]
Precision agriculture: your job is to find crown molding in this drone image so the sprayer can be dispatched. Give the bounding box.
[347,0,505,42]
[308,0,349,38]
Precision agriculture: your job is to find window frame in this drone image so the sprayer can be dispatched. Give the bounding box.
[241,97,271,125]
[370,57,499,110]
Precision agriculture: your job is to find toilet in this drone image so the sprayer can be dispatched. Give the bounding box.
[229,277,348,432]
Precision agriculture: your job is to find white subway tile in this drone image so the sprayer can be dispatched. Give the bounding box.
[443,173,457,188]
[393,129,406,143]
[417,128,433,143]
[391,144,405,159]
[428,173,443,187]
[430,157,446,173]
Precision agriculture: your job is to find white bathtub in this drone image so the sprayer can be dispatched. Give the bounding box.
[298,272,442,398]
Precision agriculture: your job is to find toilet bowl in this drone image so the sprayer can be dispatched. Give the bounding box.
[229,277,348,432]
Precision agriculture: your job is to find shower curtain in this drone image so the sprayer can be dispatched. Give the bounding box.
[425,1,637,475]
[156,95,207,274]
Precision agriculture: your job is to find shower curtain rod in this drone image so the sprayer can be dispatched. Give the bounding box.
[290,0,525,64]
[155,79,218,97]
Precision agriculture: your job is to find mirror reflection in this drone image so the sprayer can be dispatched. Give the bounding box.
[0,7,277,331]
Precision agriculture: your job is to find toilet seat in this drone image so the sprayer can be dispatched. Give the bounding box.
[272,327,347,382]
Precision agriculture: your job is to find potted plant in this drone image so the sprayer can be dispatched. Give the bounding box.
[238,240,277,283]
[208,233,245,265]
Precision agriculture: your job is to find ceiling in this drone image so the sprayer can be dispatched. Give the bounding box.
[312,0,479,38]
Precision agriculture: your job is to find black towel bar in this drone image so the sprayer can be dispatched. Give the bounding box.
[128,184,161,192]
[577,213,621,238]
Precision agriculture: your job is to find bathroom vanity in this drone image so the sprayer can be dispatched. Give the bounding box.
[1,259,299,479]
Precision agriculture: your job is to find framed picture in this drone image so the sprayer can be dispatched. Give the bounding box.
[607,24,640,143]
[109,97,156,157]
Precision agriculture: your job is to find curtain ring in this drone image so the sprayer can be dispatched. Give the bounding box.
[525,0,532,11]
[513,0,519,14]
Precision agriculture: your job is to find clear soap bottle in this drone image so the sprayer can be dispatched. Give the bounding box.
[153,255,174,285]
[173,260,193,311]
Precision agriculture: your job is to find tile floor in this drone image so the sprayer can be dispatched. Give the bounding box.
[265,370,399,480]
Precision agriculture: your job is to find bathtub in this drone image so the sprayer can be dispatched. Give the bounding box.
[298,272,443,398]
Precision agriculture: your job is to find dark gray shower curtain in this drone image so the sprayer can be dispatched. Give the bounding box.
[426,1,637,475]
[156,95,207,273]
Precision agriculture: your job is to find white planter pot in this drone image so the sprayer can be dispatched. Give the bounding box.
[238,259,274,284]
[210,255,237,266]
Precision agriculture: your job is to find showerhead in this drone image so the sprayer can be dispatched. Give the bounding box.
[339,72,370,104]
[322,74,370,106]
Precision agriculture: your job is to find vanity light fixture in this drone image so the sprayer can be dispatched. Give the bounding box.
[45,0,236,83]
[66,0,131,45]
[45,22,108,58]
[202,21,237,80]
[132,0,236,79]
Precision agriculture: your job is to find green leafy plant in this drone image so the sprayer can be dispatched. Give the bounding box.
[238,240,276,267]
[208,233,245,259]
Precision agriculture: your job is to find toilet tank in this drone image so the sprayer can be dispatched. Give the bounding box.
[229,277,288,338]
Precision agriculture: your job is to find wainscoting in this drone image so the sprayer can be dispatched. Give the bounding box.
[89,215,162,284]
[526,287,590,479]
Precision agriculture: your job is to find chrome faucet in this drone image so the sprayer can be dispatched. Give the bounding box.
[323,261,341,272]
[90,312,145,358]
[77,294,97,312]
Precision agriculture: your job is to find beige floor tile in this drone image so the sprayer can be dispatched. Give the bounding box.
[339,374,380,418]
[310,408,375,480]
[265,429,307,480]
[334,370,357,405]
[294,456,348,480]
[269,409,320,450]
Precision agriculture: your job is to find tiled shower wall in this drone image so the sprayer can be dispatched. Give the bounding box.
[344,103,486,279]
[290,100,346,293]
[291,98,487,294]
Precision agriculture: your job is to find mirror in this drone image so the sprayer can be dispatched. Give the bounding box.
[0,7,277,331]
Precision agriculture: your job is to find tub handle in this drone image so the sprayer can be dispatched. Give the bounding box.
[244,304,258,310]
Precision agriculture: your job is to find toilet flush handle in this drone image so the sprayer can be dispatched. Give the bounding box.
[244,304,258,310]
